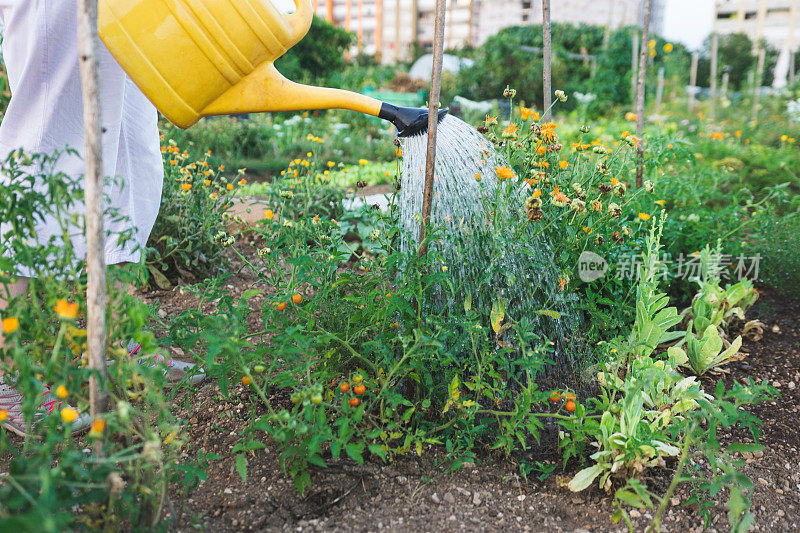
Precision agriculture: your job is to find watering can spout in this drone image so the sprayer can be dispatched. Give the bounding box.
[201,63,447,137]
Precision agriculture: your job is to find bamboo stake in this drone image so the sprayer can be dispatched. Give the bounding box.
[542,0,552,121]
[751,47,766,124]
[76,0,107,446]
[635,0,651,189]
[418,0,446,255]
[710,32,718,122]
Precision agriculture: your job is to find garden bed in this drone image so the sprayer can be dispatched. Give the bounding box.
[141,241,800,532]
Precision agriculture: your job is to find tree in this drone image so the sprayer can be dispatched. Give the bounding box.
[275,16,353,85]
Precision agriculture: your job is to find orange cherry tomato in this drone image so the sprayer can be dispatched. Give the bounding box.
[276,301,287,311]
[348,397,360,407]
[242,376,252,386]
[340,382,350,393]
[565,400,576,412]
[354,384,366,395]
[549,392,561,403]
[292,293,302,304]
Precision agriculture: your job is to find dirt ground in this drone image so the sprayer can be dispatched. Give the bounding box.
[141,245,800,533]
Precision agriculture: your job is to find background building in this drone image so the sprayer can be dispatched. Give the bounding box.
[311,0,666,63]
[715,0,800,50]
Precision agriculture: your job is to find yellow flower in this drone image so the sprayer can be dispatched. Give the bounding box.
[210,192,218,199]
[475,173,482,182]
[558,160,569,170]
[239,179,247,186]
[306,152,312,157]
[219,164,225,171]
[359,159,368,166]
[625,112,637,122]
[532,189,541,199]
[61,407,78,423]
[536,145,547,156]
[180,183,192,191]
[54,300,78,320]
[395,148,403,157]
[655,199,665,206]
[327,161,336,168]
[781,134,788,142]
[734,130,742,137]
[495,165,515,180]
[2,317,19,334]
[226,183,234,191]
[638,213,651,221]
[56,385,68,399]
[204,179,211,186]
[264,209,275,220]
[648,39,656,48]
[484,114,498,126]
[520,106,534,120]
[0,410,6,422]
[169,160,177,166]
[663,43,673,53]
[648,48,657,58]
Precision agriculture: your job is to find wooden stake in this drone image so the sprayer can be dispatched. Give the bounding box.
[418,0,446,254]
[710,32,718,122]
[751,47,766,124]
[689,52,698,113]
[635,0,651,189]
[76,0,107,444]
[542,0,552,122]
[722,69,730,99]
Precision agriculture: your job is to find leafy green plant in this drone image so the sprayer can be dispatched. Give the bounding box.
[146,142,239,288]
[0,150,197,530]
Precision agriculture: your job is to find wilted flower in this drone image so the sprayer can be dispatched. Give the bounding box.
[590,200,602,212]
[503,85,517,98]
[569,198,586,213]
[554,90,567,102]
[613,182,627,197]
[571,183,584,196]
[608,203,622,218]
[644,180,654,193]
[280,190,294,199]
[551,185,570,207]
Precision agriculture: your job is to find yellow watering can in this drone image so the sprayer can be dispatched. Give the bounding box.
[98,0,446,136]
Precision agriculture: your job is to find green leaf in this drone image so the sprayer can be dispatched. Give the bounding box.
[368,443,387,460]
[345,442,364,464]
[536,309,562,319]
[568,464,604,492]
[235,453,247,483]
[490,298,506,333]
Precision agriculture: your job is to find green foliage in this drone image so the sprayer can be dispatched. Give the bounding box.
[275,16,353,85]
[0,150,196,530]
[146,143,235,288]
[753,206,800,298]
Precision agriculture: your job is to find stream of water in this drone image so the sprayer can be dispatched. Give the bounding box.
[398,115,581,369]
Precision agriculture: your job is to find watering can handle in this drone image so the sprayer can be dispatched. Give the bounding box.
[287,0,314,45]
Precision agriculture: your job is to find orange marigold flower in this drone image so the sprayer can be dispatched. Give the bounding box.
[226,183,234,191]
[536,145,547,156]
[520,106,533,120]
[2,317,19,334]
[638,213,651,221]
[204,179,211,186]
[180,183,192,191]
[54,299,79,320]
[502,123,518,138]
[169,160,177,166]
[495,166,515,181]
[532,188,541,199]
[558,160,569,170]
[264,209,275,220]
[90,419,106,436]
[395,148,403,157]
[734,130,742,137]
[540,122,558,143]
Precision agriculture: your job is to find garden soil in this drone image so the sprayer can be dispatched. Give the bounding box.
[140,241,800,533]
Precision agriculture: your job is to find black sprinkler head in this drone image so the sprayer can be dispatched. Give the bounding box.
[378,103,449,137]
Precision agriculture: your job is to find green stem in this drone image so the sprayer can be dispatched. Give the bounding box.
[647,426,694,533]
